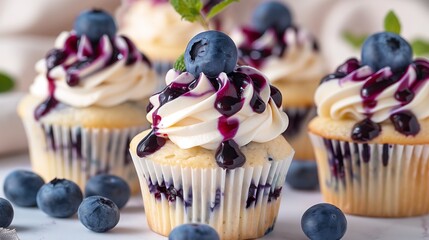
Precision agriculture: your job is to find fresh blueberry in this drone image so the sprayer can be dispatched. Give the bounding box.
[286,160,319,190]
[3,170,45,207]
[73,9,117,43]
[37,178,83,218]
[78,196,120,233]
[184,30,238,78]
[361,32,412,73]
[85,174,130,209]
[0,198,14,228]
[169,223,220,240]
[252,1,292,34]
[301,203,347,240]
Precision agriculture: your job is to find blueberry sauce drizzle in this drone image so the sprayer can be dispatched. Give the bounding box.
[137,68,282,169]
[323,58,429,142]
[238,26,318,68]
[34,33,149,120]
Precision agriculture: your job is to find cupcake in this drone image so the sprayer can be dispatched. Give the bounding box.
[17,10,157,193]
[309,31,429,217]
[130,31,294,239]
[116,0,207,78]
[232,1,327,161]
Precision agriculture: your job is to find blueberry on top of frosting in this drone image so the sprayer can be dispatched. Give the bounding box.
[184,31,238,78]
[138,31,289,169]
[251,1,292,34]
[316,31,429,142]
[74,9,117,44]
[361,32,412,73]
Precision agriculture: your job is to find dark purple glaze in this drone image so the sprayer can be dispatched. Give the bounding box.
[215,140,246,169]
[136,130,166,158]
[320,72,347,85]
[361,71,400,111]
[214,77,244,117]
[324,58,429,141]
[139,67,282,169]
[390,111,420,136]
[351,118,381,142]
[269,85,282,108]
[34,33,148,120]
[238,25,318,69]
[336,58,360,74]
[218,116,239,140]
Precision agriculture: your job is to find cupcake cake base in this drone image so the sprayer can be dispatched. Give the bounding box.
[19,95,150,194]
[130,131,294,239]
[309,117,429,217]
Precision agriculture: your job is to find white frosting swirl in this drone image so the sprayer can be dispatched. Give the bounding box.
[30,31,157,108]
[315,62,429,123]
[233,27,326,83]
[117,0,206,60]
[147,66,289,150]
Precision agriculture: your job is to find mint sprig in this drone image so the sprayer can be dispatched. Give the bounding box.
[0,72,15,93]
[173,54,186,72]
[342,31,367,49]
[170,0,203,22]
[206,0,238,19]
[411,39,429,56]
[169,0,238,29]
[384,10,401,34]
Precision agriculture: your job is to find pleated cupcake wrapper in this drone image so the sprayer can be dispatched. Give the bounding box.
[22,118,144,192]
[283,106,316,160]
[131,152,292,239]
[309,133,429,217]
[153,61,173,91]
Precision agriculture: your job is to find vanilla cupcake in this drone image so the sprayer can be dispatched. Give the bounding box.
[232,1,326,161]
[116,0,207,78]
[309,31,429,217]
[130,31,294,239]
[18,10,157,193]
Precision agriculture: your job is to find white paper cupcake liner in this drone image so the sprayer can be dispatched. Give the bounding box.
[309,133,429,217]
[131,152,292,239]
[22,119,144,193]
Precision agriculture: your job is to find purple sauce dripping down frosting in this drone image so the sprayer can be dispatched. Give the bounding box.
[237,26,318,69]
[321,58,429,142]
[137,67,283,169]
[34,33,150,120]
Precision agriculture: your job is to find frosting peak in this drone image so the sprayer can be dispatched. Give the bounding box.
[147,66,288,150]
[137,66,289,169]
[316,58,429,140]
[31,31,156,119]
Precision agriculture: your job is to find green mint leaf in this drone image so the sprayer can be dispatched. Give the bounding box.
[170,0,203,22]
[0,72,14,93]
[411,38,429,56]
[342,31,367,49]
[206,0,239,20]
[173,54,186,72]
[384,10,401,34]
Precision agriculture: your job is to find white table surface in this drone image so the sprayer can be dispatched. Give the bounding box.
[0,153,427,240]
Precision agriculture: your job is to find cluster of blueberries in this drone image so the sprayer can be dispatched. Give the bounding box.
[1,170,130,232]
[0,170,347,240]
